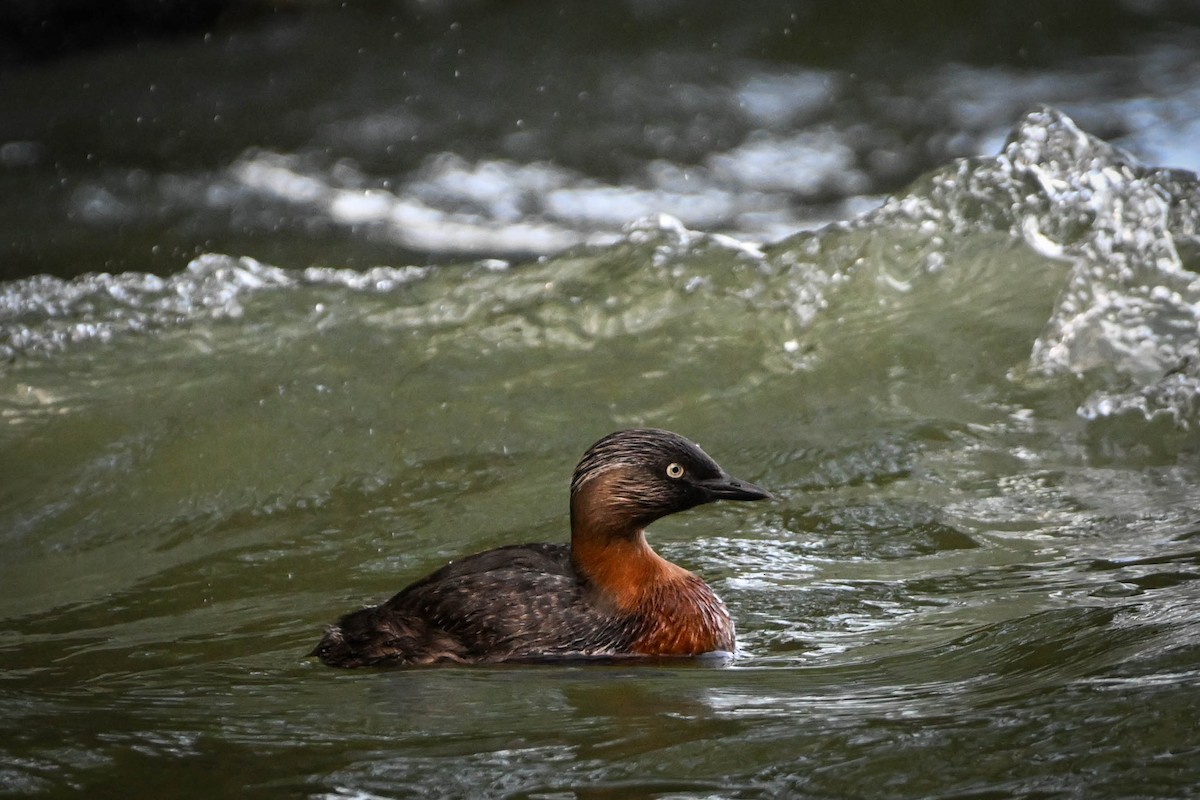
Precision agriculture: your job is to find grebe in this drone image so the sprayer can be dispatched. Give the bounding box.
[311,428,770,667]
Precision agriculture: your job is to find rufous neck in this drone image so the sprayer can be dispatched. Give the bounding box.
[569,480,689,611]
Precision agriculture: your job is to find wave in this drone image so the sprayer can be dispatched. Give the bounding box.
[5,106,1200,428]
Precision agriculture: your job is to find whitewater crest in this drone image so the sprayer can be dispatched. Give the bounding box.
[813,105,1200,427]
[0,254,428,361]
[999,108,1200,427]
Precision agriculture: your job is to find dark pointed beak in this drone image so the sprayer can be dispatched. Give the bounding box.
[697,473,773,502]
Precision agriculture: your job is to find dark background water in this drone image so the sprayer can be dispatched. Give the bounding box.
[4,0,1200,281]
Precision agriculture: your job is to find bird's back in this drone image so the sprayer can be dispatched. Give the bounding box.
[310,543,639,667]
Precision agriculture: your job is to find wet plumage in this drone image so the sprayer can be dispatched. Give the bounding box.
[311,428,770,667]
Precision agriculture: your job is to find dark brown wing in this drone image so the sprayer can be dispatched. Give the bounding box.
[312,543,640,667]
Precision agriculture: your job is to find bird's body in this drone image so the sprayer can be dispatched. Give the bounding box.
[311,429,769,667]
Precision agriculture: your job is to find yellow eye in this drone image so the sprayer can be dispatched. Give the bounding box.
[666,462,685,479]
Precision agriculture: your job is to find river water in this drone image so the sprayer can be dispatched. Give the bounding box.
[4,5,1200,799]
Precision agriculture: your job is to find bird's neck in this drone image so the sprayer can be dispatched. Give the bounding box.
[569,477,734,655]
[571,527,692,611]
[569,478,690,613]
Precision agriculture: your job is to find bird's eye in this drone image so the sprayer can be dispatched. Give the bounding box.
[666,462,685,479]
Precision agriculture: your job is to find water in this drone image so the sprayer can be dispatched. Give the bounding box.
[3,98,1200,796]
[6,4,1200,280]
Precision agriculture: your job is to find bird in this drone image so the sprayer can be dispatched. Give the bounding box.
[310,428,770,667]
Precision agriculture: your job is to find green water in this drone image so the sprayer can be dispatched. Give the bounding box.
[4,111,1200,798]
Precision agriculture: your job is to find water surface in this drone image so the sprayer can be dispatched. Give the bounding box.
[3,106,1200,797]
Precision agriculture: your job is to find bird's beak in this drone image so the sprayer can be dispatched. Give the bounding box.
[697,473,773,502]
